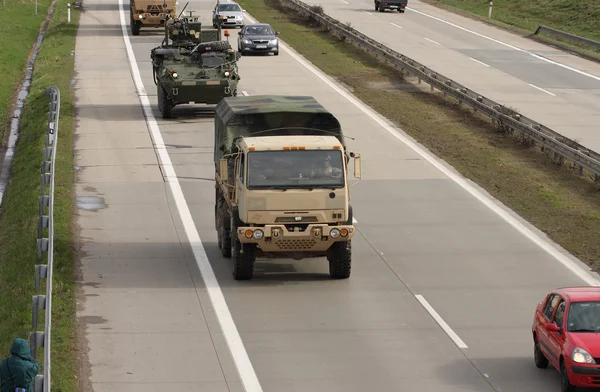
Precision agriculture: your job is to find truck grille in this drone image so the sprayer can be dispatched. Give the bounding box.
[274,239,317,250]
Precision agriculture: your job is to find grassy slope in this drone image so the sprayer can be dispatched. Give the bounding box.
[420,0,600,60]
[0,0,80,391]
[0,0,52,143]
[422,0,600,40]
[237,0,600,268]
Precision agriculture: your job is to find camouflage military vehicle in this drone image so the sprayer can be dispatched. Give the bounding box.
[213,95,362,280]
[150,9,241,118]
[130,0,176,36]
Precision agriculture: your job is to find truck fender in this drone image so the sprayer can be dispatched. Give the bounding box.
[345,205,353,225]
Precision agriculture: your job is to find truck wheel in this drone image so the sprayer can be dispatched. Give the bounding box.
[327,241,351,279]
[232,241,256,280]
[130,15,141,36]
[216,198,231,257]
[374,2,378,10]
[157,85,173,119]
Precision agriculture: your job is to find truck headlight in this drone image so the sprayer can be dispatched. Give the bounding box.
[330,228,340,238]
[253,230,264,239]
[172,72,178,78]
[224,71,230,77]
[573,347,595,364]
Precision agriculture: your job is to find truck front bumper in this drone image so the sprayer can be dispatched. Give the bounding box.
[236,224,355,252]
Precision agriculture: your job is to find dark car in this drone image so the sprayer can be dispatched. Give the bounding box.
[237,23,279,56]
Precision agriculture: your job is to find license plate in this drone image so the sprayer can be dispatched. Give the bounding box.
[256,45,267,49]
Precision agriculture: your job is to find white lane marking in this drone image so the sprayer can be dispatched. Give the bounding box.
[415,295,468,349]
[242,90,249,96]
[340,0,349,4]
[390,22,402,29]
[118,3,263,392]
[352,217,358,224]
[242,13,599,286]
[425,38,441,45]
[406,7,600,82]
[528,83,556,96]
[365,11,373,15]
[468,57,489,67]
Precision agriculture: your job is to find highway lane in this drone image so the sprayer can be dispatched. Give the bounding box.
[303,0,600,153]
[117,1,600,391]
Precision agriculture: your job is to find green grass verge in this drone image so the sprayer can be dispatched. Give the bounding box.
[237,0,600,268]
[0,0,52,144]
[420,0,600,62]
[0,0,80,390]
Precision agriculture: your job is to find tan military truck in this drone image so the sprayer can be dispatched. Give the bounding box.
[214,95,361,280]
[129,0,177,36]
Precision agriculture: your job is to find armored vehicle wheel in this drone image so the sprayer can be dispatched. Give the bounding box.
[230,218,255,280]
[327,241,352,279]
[157,85,173,119]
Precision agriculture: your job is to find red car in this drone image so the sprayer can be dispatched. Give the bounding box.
[532,286,600,391]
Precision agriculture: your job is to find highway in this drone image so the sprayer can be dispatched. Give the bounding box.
[73,0,599,391]
[306,0,600,153]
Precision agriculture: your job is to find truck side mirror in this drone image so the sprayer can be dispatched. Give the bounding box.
[353,154,361,179]
[220,158,229,181]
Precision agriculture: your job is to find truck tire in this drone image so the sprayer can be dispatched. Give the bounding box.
[327,241,352,279]
[217,198,231,258]
[130,10,141,36]
[230,214,255,280]
[157,85,173,119]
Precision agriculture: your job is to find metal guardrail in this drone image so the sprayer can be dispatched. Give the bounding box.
[29,87,60,392]
[278,0,600,178]
[534,25,600,52]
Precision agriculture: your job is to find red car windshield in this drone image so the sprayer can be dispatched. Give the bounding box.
[568,301,600,332]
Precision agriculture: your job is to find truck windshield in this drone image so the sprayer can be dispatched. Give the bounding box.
[247,150,345,189]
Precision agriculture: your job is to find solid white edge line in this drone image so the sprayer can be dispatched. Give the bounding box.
[365,11,373,15]
[340,0,349,4]
[528,83,556,96]
[415,295,468,349]
[242,90,249,96]
[389,22,402,29]
[243,13,599,286]
[468,57,490,67]
[406,6,600,82]
[117,3,263,392]
[425,37,441,45]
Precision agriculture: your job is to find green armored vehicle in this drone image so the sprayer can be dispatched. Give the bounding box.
[150,9,241,118]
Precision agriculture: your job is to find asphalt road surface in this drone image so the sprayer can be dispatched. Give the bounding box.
[73,0,600,391]
[304,0,600,154]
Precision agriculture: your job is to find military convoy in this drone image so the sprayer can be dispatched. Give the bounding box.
[213,95,361,280]
[150,5,241,118]
[145,6,362,281]
[129,0,176,36]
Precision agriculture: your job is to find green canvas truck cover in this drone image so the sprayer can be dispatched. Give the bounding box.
[213,95,345,165]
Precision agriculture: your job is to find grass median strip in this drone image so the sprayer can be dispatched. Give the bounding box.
[0,0,80,390]
[0,0,52,144]
[238,0,600,268]
[420,0,600,62]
